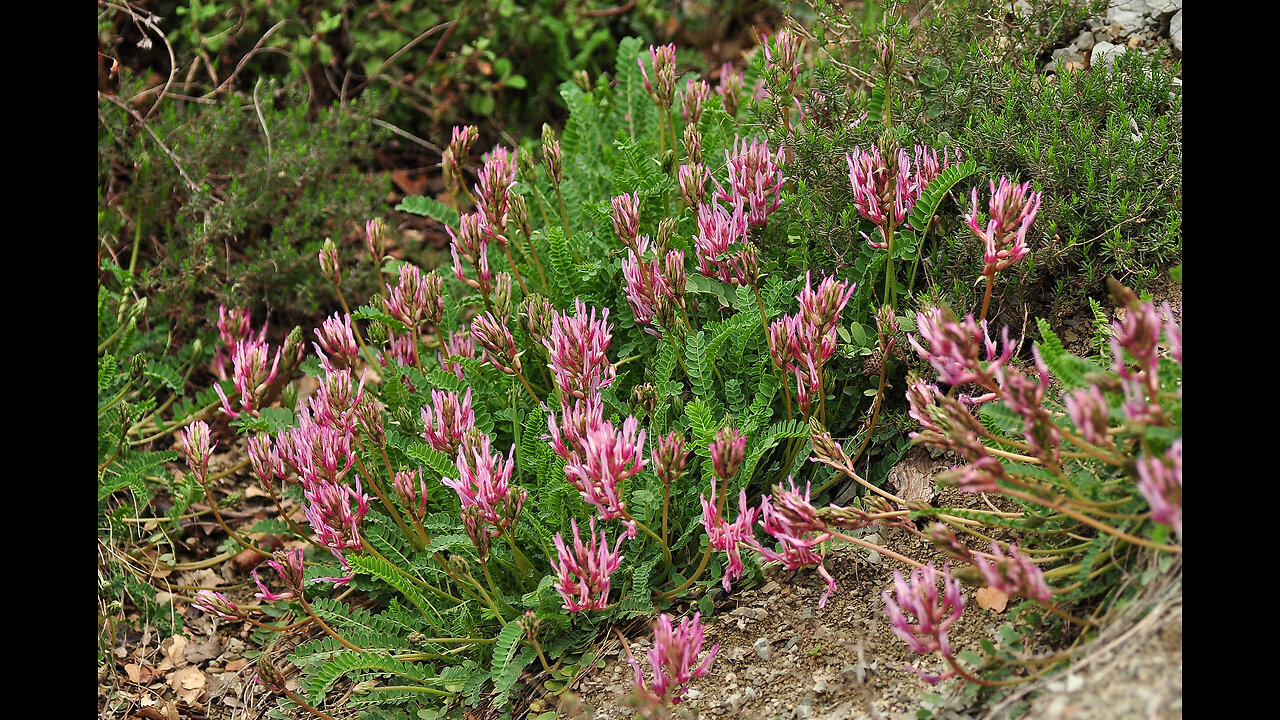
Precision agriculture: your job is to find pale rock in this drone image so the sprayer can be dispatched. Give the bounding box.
[753,637,773,661]
[1092,41,1129,67]
[1169,10,1182,52]
[1107,0,1151,33]
[1146,0,1181,13]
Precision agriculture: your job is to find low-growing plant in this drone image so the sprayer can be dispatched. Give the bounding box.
[147,12,1181,719]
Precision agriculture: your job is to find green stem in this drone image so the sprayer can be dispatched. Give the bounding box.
[299,596,363,653]
[621,510,671,571]
[480,558,516,614]
[353,447,424,551]
[554,183,573,243]
[658,543,711,600]
[503,531,535,575]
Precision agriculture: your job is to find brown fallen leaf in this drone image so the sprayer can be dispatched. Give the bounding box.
[130,708,167,720]
[224,658,250,673]
[233,535,282,574]
[169,665,207,705]
[976,587,1009,613]
[158,634,188,672]
[124,663,154,685]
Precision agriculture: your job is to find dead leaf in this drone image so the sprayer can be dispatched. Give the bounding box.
[976,587,1009,613]
[225,658,250,673]
[888,448,937,505]
[169,665,207,705]
[124,663,154,685]
[131,708,167,720]
[158,635,188,671]
[184,637,222,664]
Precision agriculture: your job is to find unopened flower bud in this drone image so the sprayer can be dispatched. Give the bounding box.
[519,610,541,643]
[366,320,389,347]
[282,326,305,372]
[572,69,591,92]
[631,383,657,416]
[652,431,688,485]
[129,353,147,382]
[682,124,703,165]
[541,123,563,185]
[319,238,341,285]
[521,294,556,347]
[365,218,387,259]
[809,419,847,467]
[255,653,288,693]
[281,382,298,411]
[710,427,745,482]
[510,192,531,239]
[493,272,514,323]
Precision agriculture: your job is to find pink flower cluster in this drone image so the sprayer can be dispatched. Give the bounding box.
[212,307,282,418]
[882,563,965,683]
[544,299,616,399]
[715,136,785,227]
[444,432,526,554]
[846,145,960,247]
[313,312,358,371]
[968,177,1041,277]
[700,486,759,592]
[693,197,757,287]
[628,612,719,705]
[252,548,306,602]
[767,273,856,416]
[1137,440,1181,540]
[638,43,677,108]
[622,239,687,337]
[476,146,517,234]
[449,211,494,294]
[421,387,476,457]
[908,306,1014,405]
[551,516,627,611]
[439,329,475,380]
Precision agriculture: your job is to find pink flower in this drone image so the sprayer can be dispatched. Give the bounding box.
[384,264,430,329]
[937,455,1005,494]
[1137,440,1182,540]
[439,329,475,380]
[421,387,476,456]
[681,78,712,125]
[476,146,517,232]
[1064,384,1111,447]
[192,590,242,621]
[544,299,616,399]
[383,332,419,368]
[968,177,1041,277]
[846,145,909,247]
[882,563,965,682]
[276,414,354,486]
[551,517,626,612]
[611,192,642,252]
[214,337,282,418]
[622,239,669,334]
[213,305,260,380]
[247,433,284,484]
[310,368,367,434]
[629,612,720,704]
[996,349,1059,463]
[546,395,606,462]
[313,312,358,371]
[1111,300,1163,379]
[638,43,677,108]
[757,480,837,607]
[252,549,306,602]
[304,476,370,552]
[717,63,743,116]
[652,431,688,485]
[700,486,760,592]
[319,239,340,285]
[797,271,855,339]
[762,29,802,94]
[472,312,522,376]
[908,307,1014,403]
[565,415,647,520]
[716,136,785,227]
[709,427,745,482]
[179,421,216,477]
[444,433,525,535]
[443,125,478,190]
[694,197,750,285]
[365,218,386,259]
[974,543,1052,603]
[678,163,707,208]
[449,212,493,294]
[393,468,429,522]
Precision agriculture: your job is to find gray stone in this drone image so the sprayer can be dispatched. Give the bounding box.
[1108,0,1151,33]
[1146,0,1181,13]
[1169,10,1182,52]
[1092,41,1128,67]
[1073,30,1097,51]
[753,637,773,661]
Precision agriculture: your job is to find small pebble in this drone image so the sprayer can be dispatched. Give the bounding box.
[753,637,773,661]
